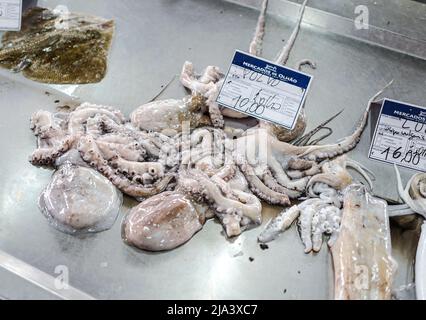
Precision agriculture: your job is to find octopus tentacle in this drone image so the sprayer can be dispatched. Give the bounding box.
[293,109,343,146]
[180,62,224,127]
[295,81,393,161]
[249,0,268,56]
[96,140,144,162]
[306,156,353,193]
[204,79,224,128]
[109,156,165,180]
[296,59,316,71]
[177,169,262,237]
[267,156,309,191]
[180,62,221,93]
[75,102,126,122]
[285,158,321,179]
[275,0,308,65]
[237,159,291,206]
[30,110,64,136]
[219,0,270,120]
[394,164,426,217]
[85,116,105,137]
[299,199,326,253]
[96,116,162,158]
[311,205,341,252]
[258,205,300,243]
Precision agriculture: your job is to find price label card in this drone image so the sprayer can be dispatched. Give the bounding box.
[0,0,22,31]
[216,50,312,130]
[369,98,426,172]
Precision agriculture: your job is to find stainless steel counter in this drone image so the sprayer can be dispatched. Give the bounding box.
[0,0,424,299]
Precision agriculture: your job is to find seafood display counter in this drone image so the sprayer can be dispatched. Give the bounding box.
[0,0,425,299]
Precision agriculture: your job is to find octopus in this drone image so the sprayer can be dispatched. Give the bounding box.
[331,184,397,300]
[39,162,122,234]
[0,7,114,84]
[122,192,206,251]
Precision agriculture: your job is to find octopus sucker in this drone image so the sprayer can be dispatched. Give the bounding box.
[274,0,308,66]
[39,162,122,234]
[0,7,114,84]
[77,135,173,198]
[29,76,387,245]
[331,184,397,300]
[261,171,302,199]
[416,222,426,300]
[122,192,205,251]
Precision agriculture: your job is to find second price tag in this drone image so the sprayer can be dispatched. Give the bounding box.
[216,50,312,130]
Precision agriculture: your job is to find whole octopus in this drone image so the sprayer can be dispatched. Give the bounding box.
[29,0,392,253]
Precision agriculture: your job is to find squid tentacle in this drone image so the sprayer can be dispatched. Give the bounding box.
[295,81,393,161]
[249,0,269,56]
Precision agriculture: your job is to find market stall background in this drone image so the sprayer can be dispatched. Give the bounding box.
[0,0,425,299]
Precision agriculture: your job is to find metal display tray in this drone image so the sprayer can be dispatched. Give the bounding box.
[0,0,425,299]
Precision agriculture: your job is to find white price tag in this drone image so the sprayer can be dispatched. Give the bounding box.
[216,51,312,130]
[0,0,22,31]
[369,98,426,172]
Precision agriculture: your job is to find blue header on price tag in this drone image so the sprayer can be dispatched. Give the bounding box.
[381,99,426,125]
[232,51,311,89]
